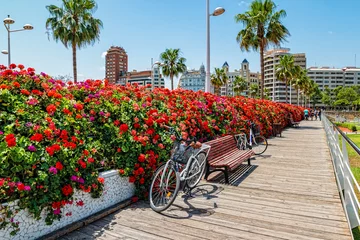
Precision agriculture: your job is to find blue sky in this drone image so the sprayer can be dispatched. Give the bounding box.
[0,0,359,87]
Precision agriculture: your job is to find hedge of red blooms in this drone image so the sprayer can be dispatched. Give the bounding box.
[0,64,303,235]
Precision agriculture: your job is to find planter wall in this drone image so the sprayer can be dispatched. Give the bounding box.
[0,170,135,240]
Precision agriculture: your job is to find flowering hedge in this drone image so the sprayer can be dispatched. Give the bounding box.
[0,64,303,235]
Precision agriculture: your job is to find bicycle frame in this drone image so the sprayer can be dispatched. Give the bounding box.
[159,143,211,188]
[235,127,255,148]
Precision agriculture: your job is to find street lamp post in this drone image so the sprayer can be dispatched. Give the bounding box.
[205,1,225,93]
[3,15,33,67]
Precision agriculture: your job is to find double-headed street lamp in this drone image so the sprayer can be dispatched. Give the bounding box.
[3,15,33,66]
[205,1,225,93]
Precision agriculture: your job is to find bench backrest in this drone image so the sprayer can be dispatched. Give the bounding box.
[205,135,237,163]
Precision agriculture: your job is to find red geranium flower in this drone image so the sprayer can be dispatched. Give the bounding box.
[129,176,135,183]
[55,161,63,171]
[61,184,73,196]
[98,177,104,184]
[20,89,30,95]
[46,104,57,115]
[119,124,128,133]
[30,133,43,142]
[138,154,146,163]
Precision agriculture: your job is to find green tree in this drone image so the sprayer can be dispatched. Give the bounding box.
[235,0,290,99]
[249,83,260,98]
[291,66,305,106]
[321,86,334,108]
[276,55,294,103]
[211,68,228,96]
[334,87,358,109]
[46,0,103,83]
[233,76,248,96]
[159,48,187,90]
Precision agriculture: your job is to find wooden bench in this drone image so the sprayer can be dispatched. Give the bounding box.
[289,117,300,128]
[204,135,254,184]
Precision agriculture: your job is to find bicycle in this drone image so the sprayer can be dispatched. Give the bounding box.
[149,126,211,213]
[236,120,268,155]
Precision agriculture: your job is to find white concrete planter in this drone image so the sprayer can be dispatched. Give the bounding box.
[0,170,135,240]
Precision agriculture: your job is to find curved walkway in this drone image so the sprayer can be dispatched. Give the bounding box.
[61,120,351,240]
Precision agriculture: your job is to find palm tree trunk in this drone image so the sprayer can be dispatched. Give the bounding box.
[170,73,174,90]
[285,79,288,103]
[72,41,77,83]
[297,89,299,106]
[260,43,265,100]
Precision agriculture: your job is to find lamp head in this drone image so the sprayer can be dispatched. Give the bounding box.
[1,50,8,55]
[23,24,33,30]
[4,15,14,25]
[212,7,225,16]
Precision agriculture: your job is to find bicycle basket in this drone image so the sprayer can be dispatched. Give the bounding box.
[171,142,194,164]
[252,124,261,136]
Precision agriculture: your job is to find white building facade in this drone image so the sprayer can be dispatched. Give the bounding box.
[178,64,206,92]
[263,48,306,104]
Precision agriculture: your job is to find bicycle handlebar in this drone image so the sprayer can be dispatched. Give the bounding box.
[163,125,197,144]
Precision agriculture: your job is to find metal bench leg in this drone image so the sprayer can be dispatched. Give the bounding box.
[248,158,251,166]
[204,163,210,181]
[224,167,229,184]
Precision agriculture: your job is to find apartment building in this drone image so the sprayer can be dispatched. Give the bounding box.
[307,66,360,91]
[105,46,128,84]
[178,64,205,91]
[263,48,306,104]
[123,66,165,88]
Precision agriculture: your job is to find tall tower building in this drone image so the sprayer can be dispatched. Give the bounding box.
[105,46,128,84]
[263,48,306,103]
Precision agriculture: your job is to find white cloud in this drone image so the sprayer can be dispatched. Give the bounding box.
[238,1,250,6]
[328,31,333,34]
[101,51,107,58]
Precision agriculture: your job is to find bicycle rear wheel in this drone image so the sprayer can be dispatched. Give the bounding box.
[252,135,268,155]
[186,152,207,189]
[149,161,180,212]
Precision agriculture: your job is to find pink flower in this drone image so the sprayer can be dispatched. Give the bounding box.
[24,186,31,191]
[49,166,57,175]
[53,208,61,215]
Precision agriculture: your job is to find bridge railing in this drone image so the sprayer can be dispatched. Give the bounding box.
[323,114,360,231]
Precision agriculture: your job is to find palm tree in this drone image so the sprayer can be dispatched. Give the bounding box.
[46,0,103,83]
[276,55,294,103]
[249,83,259,98]
[291,66,305,106]
[233,76,248,96]
[159,48,187,90]
[211,68,228,96]
[235,0,290,99]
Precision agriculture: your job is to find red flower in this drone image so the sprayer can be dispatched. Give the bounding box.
[129,176,136,183]
[117,148,121,153]
[9,63,16,69]
[17,183,25,191]
[139,178,145,185]
[145,118,154,126]
[63,108,71,115]
[30,133,43,142]
[119,124,129,133]
[131,196,139,203]
[76,200,84,206]
[5,134,15,141]
[119,169,125,175]
[138,154,146,163]
[87,158,94,163]
[5,134,16,147]
[74,103,83,111]
[20,89,30,96]
[13,82,20,88]
[114,120,120,126]
[0,179,4,187]
[138,167,144,175]
[83,150,89,156]
[55,161,63,170]
[98,177,104,184]
[46,104,57,115]
[61,184,73,196]
[18,64,24,70]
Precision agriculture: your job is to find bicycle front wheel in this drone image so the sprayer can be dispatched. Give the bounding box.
[186,152,207,189]
[252,135,268,155]
[149,161,180,212]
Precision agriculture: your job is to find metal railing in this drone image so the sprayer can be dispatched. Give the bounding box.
[323,114,360,234]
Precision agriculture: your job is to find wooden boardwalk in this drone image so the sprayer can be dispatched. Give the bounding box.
[61,120,352,240]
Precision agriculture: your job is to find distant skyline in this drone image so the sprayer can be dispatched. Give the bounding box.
[0,0,359,88]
